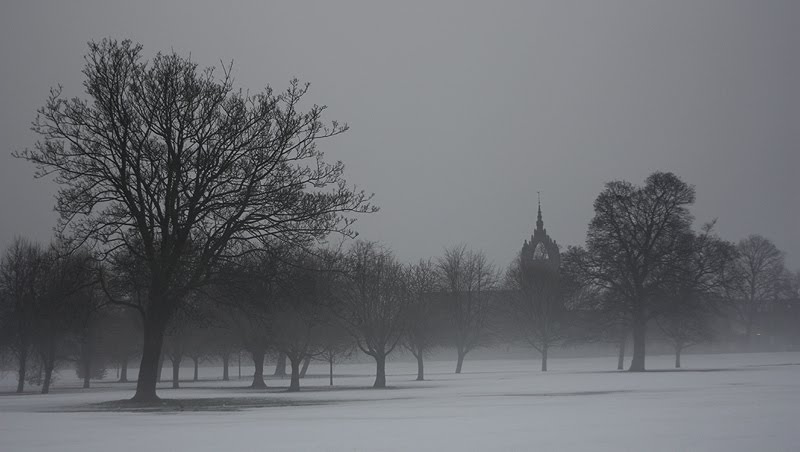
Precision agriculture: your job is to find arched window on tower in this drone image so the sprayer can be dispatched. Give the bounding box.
[533,242,548,260]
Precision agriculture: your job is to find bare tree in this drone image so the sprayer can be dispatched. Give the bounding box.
[656,225,736,367]
[238,314,271,389]
[729,235,788,346]
[99,307,141,383]
[17,39,374,402]
[72,281,107,389]
[404,259,443,381]
[270,249,341,392]
[227,282,272,389]
[211,246,311,389]
[162,308,203,388]
[0,238,46,393]
[438,245,497,374]
[336,242,410,388]
[199,313,238,382]
[504,254,568,371]
[273,352,288,378]
[566,172,696,371]
[316,322,355,386]
[559,254,631,370]
[162,329,185,389]
[34,245,99,394]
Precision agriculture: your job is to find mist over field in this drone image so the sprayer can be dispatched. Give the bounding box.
[1,1,798,451]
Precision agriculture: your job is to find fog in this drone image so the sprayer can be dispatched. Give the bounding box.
[1,0,798,268]
[1,2,799,451]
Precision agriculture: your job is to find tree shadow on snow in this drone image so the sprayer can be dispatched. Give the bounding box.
[55,397,336,413]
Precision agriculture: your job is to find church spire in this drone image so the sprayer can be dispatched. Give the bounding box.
[536,191,544,232]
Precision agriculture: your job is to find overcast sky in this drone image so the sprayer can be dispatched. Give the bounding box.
[1,0,798,269]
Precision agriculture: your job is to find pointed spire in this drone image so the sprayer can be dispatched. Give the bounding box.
[536,191,544,231]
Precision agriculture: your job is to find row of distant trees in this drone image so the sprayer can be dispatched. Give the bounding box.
[0,237,556,392]
[560,173,799,372]
[0,238,526,392]
[2,221,796,394]
[0,39,797,402]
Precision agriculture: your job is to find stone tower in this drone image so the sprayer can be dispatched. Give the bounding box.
[520,195,560,270]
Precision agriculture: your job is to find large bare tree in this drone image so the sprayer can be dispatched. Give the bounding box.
[17,39,374,402]
[567,172,696,371]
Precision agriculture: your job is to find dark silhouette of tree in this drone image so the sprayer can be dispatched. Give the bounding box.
[273,352,288,378]
[207,247,297,389]
[438,245,497,374]
[316,322,354,386]
[404,259,443,381]
[336,242,410,388]
[18,39,374,402]
[99,307,141,382]
[504,254,568,371]
[162,329,185,389]
[33,245,99,394]
[299,356,312,378]
[656,224,737,367]
[560,252,631,369]
[162,301,214,388]
[72,281,107,389]
[199,314,238,382]
[0,238,46,393]
[270,250,338,392]
[566,172,696,371]
[238,314,271,389]
[728,235,788,346]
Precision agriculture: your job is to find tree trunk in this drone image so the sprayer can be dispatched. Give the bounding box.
[82,363,91,388]
[41,338,56,394]
[617,331,627,370]
[157,354,164,383]
[41,363,54,394]
[273,352,287,377]
[300,355,311,378]
[119,358,128,383]
[192,357,199,381]
[329,356,334,386]
[288,356,301,392]
[250,348,267,389]
[629,311,647,372]
[744,317,754,351]
[415,351,424,381]
[541,345,548,372]
[16,344,28,394]
[221,353,230,381]
[171,357,181,389]
[81,339,92,389]
[131,317,167,403]
[373,354,387,388]
[455,348,467,374]
[675,346,682,369]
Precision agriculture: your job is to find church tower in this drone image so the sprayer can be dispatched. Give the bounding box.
[520,194,560,270]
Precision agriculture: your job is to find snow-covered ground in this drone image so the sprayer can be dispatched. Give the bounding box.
[1,352,799,451]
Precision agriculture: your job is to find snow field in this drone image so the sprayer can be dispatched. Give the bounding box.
[1,352,799,451]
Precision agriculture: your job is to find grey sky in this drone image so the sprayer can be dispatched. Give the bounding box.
[1,0,798,269]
